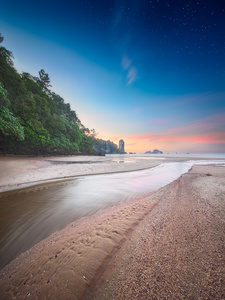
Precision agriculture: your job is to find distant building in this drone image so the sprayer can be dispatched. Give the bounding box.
[119,139,125,153]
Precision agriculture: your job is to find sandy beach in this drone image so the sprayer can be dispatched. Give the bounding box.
[0,156,224,299]
[0,154,213,193]
[0,155,166,193]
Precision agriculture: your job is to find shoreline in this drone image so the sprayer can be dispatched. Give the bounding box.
[0,164,224,299]
[0,163,163,194]
[0,154,223,193]
[0,154,163,193]
[0,156,207,271]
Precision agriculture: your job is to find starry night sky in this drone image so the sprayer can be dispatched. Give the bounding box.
[1,0,225,153]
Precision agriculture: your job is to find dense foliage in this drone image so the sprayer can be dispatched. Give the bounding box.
[0,44,97,155]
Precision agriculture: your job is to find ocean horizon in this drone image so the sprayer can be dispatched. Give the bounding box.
[108,153,225,159]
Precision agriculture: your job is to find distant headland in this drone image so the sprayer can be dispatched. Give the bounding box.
[94,139,126,155]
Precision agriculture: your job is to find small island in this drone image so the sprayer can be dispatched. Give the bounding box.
[145,149,163,154]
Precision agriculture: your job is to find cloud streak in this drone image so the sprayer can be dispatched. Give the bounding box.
[121,55,132,70]
[121,54,137,85]
[120,112,225,148]
[127,66,137,85]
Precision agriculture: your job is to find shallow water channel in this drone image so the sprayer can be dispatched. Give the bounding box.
[0,160,206,269]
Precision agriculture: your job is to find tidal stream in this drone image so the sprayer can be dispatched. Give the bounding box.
[0,160,222,269]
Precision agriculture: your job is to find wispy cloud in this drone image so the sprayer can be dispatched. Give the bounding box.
[121,54,137,86]
[126,112,225,144]
[107,112,225,153]
[121,55,132,70]
[175,91,225,107]
[169,113,225,134]
[127,66,137,85]
[112,5,125,29]
[129,131,225,144]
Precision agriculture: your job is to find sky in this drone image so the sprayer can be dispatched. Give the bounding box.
[1,0,225,153]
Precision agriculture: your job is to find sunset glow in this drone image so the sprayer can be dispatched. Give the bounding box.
[1,1,225,153]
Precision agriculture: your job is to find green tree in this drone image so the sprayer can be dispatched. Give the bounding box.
[0,82,25,141]
[0,43,96,155]
[38,69,51,91]
[0,46,14,67]
[0,33,4,43]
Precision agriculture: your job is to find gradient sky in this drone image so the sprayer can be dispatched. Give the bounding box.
[1,0,225,153]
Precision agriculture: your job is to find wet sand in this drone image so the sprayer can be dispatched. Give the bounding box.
[0,160,193,270]
[0,155,166,192]
[0,164,224,299]
[0,154,213,192]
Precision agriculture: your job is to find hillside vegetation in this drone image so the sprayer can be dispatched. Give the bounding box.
[0,43,97,155]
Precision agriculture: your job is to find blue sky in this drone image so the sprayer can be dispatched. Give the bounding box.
[1,0,225,153]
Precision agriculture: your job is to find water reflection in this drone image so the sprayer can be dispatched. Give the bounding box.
[0,160,221,269]
[113,159,134,163]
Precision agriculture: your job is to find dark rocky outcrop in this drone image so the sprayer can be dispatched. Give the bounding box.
[119,139,125,153]
[94,139,126,154]
[145,149,163,154]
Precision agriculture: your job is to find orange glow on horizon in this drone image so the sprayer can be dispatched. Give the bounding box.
[100,131,225,153]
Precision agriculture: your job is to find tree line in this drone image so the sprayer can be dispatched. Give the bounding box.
[0,36,97,155]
